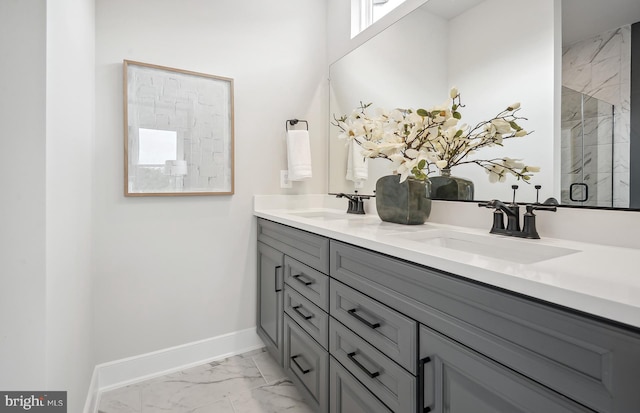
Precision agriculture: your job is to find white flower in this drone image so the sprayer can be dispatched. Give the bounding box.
[435,160,448,169]
[514,129,528,137]
[491,119,512,134]
[508,102,521,111]
[405,148,419,159]
[450,87,459,99]
[525,166,540,172]
[502,157,525,169]
[443,117,459,128]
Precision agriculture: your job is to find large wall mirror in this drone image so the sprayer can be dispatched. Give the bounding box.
[329,0,640,210]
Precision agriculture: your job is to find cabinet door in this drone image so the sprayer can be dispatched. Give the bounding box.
[329,357,392,413]
[419,325,591,413]
[257,241,284,365]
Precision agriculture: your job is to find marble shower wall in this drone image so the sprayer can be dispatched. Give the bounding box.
[562,25,631,208]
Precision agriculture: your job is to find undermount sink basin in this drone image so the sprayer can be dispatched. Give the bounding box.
[402,230,579,264]
[286,210,354,221]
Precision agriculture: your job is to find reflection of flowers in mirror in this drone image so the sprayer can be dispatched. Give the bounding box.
[332,88,540,183]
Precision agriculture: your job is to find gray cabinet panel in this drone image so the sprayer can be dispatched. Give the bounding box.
[329,357,392,413]
[258,218,330,273]
[330,279,417,373]
[419,325,591,413]
[284,314,328,413]
[331,240,640,412]
[257,241,284,365]
[284,285,329,350]
[285,256,330,311]
[329,318,416,413]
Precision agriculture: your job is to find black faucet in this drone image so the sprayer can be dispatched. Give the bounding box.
[478,185,556,239]
[335,192,372,214]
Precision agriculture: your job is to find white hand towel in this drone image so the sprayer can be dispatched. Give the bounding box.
[345,140,369,182]
[287,130,312,181]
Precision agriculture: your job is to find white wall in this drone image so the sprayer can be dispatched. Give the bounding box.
[0,0,47,390]
[448,0,558,202]
[45,0,95,411]
[94,0,327,363]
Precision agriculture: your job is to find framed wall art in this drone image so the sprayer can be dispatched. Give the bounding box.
[124,60,234,196]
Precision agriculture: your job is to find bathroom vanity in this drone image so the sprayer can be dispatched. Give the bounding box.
[255,199,640,413]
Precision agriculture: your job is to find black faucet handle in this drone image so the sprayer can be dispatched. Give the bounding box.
[511,185,519,205]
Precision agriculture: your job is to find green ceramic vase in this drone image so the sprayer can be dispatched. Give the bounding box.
[375,175,432,225]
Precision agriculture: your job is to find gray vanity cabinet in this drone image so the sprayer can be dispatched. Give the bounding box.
[257,241,284,365]
[258,219,640,413]
[330,239,640,413]
[257,218,331,412]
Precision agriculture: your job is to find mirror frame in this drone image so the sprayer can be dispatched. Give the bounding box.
[123,60,235,197]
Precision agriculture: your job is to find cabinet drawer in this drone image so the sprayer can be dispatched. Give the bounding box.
[284,286,329,350]
[330,318,416,413]
[285,256,329,311]
[258,218,330,273]
[283,314,328,413]
[329,357,392,413]
[330,279,417,373]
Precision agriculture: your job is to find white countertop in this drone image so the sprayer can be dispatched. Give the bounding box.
[254,195,640,330]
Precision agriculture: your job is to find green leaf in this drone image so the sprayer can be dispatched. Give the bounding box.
[452,104,458,111]
[454,129,463,138]
[453,112,462,120]
[431,110,443,117]
[418,159,426,169]
[416,108,429,117]
[509,121,521,131]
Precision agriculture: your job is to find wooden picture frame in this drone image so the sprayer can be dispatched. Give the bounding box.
[124,60,234,196]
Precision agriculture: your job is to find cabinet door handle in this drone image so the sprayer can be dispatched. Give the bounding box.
[290,355,311,374]
[292,273,314,286]
[347,351,380,378]
[419,356,433,413]
[292,305,314,320]
[274,265,282,293]
[347,308,381,329]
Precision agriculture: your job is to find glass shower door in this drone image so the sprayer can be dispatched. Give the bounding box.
[560,87,614,207]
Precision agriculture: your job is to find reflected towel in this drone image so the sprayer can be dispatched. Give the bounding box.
[287,130,312,181]
[345,140,368,182]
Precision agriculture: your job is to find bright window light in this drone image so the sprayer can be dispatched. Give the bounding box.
[352,0,406,38]
[138,128,177,165]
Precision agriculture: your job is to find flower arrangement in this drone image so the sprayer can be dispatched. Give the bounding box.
[332,88,540,183]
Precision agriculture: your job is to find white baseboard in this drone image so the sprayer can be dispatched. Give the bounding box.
[83,327,263,413]
[82,367,100,413]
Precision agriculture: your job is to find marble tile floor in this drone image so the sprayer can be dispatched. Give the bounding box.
[98,348,314,413]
